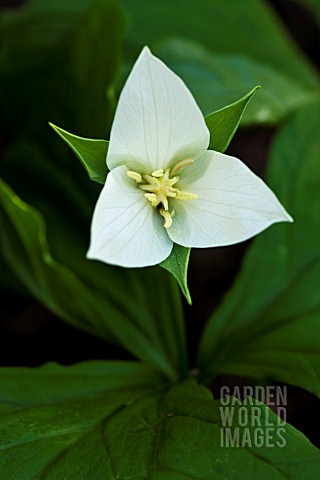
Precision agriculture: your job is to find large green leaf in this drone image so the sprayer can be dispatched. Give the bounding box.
[155,39,318,125]
[0,179,187,379]
[121,0,319,90]
[0,367,319,479]
[0,0,123,280]
[198,104,320,396]
[0,362,164,479]
[0,0,122,138]
[0,0,125,261]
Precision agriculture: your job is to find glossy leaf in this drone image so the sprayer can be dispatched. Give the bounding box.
[0,179,187,379]
[0,362,164,479]
[0,0,123,138]
[49,123,108,184]
[155,39,318,125]
[0,368,319,479]
[102,381,320,478]
[198,104,320,396]
[0,0,124,282]
[121,0,319,90]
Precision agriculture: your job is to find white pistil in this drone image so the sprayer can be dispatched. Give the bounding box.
[127,161,198,228]
[141,175,160,187]
[162,197,169,211]
[160,209,173,229]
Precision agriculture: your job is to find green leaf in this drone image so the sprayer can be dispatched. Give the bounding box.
[0,0,124,288]
[49,123,108,184]
[0,0,123,138]
[0,362,164,479]
[205,86,260,152]
[1,368,319,479]
[155,39,319,126]
[0,179,187,380]
[121,0,319,90]
[198,103,320,396]
[160,245,191,305]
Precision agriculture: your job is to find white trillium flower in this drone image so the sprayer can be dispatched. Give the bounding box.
[87,47,292,268]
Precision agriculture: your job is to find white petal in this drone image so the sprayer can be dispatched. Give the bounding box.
[87,166,173,267]
[167,150,293,248]
[107,47,209,174]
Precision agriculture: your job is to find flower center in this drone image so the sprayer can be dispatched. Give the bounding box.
[127,158,197,229]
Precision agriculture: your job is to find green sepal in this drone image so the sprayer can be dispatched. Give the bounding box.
[49,123,108,184]
[160,245,191,304]
[205,86,260,152]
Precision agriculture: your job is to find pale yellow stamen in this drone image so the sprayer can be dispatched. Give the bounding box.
[144,193,158,207]
[171,158,194,176]
[160,209,173,229]
[175,190,198,200]
[127,171,142,183]
[127,160,197,229]
[151,168,164,177]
